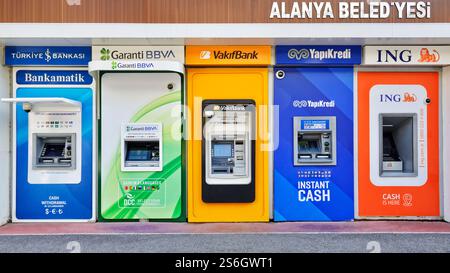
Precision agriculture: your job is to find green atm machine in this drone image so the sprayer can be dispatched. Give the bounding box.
[89,47,185,221]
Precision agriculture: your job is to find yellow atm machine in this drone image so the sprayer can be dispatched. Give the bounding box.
[186,46,271,222]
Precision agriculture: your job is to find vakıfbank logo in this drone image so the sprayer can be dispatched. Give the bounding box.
[200,51,211,60]
[199,50,259,60]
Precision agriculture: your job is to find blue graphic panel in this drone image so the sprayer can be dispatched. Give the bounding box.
[273,67,354,221]
[15,88,93,220]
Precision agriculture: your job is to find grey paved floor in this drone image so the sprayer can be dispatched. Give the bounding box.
[0,233,449,253]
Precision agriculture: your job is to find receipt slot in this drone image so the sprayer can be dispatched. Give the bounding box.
[294,117,336,165]
[202,100,255,203]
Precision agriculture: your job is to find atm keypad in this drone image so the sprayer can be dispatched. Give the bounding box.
[36,120,75,129]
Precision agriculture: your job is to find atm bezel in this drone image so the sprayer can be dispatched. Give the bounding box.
[201,99,256,203]
[32,133,76,170]
[378,113,418,177]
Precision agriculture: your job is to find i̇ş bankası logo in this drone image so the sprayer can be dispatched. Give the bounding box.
[10,48,86,63]
[288,48,352,61]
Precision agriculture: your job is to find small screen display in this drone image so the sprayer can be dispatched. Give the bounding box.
[42,143,65,157]
[125,141,159,161]
[299,140,320,153]
[127,149,150,161]
[213,144,232,157]
[301,120,329,130]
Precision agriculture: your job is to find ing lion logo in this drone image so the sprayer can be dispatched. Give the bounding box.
[402,92,417,102]
[418,48,440,63]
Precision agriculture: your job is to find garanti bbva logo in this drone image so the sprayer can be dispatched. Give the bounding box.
[100,48,110,60]
[200,50,259,60]
[288,48,352,61]
[100,47,176,60]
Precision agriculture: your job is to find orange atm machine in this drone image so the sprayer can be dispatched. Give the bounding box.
[186,46,270,222]
[358,71,440,218]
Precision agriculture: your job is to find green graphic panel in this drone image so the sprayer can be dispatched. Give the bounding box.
[101,90,183,220]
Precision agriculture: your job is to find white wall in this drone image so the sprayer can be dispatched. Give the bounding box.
[444,67,450,222]
[0,46,10,225]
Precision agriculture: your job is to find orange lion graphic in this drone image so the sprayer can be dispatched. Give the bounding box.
[402,92,417,102]
[418,48,440,63]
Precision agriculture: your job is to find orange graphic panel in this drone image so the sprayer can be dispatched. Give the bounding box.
[358,72,440,217]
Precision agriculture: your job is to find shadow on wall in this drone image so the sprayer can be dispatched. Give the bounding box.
[0,47,11,226]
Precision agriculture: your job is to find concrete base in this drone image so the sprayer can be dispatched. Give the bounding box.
[1,221,450,253]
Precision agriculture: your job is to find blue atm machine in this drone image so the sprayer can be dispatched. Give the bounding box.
[273,46,361,221]
[2,46,95,222]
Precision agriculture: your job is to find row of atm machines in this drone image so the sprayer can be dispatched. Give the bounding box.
[1,45,445,222]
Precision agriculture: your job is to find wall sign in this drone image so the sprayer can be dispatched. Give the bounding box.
[91,46,184,63]
[270,1,431,19]
[16,70,93,85]
[0,0,446,23]
[5,46,91,66]
[276,45,361,65]
[364,46,450,65]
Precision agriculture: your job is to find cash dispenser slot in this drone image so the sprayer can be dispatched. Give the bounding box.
[380,114,417,177]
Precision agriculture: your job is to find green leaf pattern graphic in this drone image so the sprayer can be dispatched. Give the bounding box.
[101,91,182,219]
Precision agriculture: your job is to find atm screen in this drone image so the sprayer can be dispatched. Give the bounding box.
[127,149,150,161]
[126,142,158,161]
[213,144,232,157]
[298,139,320,153]
[42,143,65,157]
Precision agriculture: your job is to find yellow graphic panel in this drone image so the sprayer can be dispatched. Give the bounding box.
[187,68,269,222]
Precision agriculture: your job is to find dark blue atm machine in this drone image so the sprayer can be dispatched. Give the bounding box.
[273,46,361,221]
